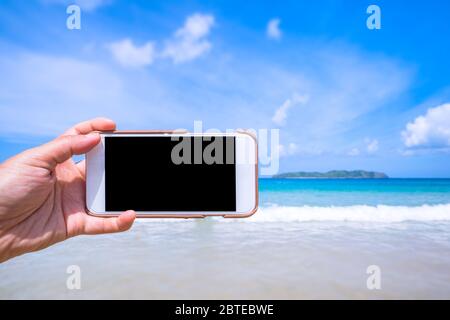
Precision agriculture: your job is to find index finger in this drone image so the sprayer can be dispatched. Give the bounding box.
[64,117,116,136]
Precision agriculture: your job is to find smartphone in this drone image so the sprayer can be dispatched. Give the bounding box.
[86,131,258,218]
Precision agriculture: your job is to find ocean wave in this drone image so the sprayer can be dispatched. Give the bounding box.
[245,204,450,222]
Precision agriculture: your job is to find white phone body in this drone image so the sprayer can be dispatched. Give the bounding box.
[86,131,258,218]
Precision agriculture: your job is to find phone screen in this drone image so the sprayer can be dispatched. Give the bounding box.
[104,136,236,211]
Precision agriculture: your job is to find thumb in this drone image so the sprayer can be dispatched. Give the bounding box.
[31,133,100,170]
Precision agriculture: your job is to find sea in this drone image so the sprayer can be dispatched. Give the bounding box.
[1,178,450,299]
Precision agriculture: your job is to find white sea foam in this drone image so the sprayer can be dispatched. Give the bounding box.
[245,204,450,222]
[133,204,450,223]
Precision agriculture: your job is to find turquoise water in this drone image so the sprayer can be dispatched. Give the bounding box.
[259,178,450,207]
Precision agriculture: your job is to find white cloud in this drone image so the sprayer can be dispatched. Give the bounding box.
[108,39,155,68]
[107,13,214,67]
[0,41,411,150]
[347,139,378,156]
[0,53,175,136]
[366,138,379,154]
[272,93,308,126]
[348,148,360,156]
[41,0,111,12]
[402,103,450,149]
[162,13,215,63]
[267,18,282,40]
[347,138,379,157]
[278,143,299,157]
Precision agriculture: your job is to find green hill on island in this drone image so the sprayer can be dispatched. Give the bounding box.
[273,170,388,179]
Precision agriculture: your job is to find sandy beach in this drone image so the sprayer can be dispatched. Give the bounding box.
[1,211,450,299]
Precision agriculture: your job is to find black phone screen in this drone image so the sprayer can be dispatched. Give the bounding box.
[104,136,236,211]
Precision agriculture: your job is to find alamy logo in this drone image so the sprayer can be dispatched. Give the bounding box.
[366,265,381,290]
[66,265,81,290]
[366,5,381,30]
[170,121,280,175]
[66,5,81,30]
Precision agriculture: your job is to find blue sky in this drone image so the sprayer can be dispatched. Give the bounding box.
[1,0,450,177]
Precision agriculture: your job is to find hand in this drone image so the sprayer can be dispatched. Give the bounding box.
[0,118,136,263]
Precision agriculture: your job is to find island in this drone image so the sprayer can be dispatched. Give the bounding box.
[272,170,389,179]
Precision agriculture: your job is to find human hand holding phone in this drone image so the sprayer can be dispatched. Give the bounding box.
[0,118,258,263]
[0,118,136,263]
